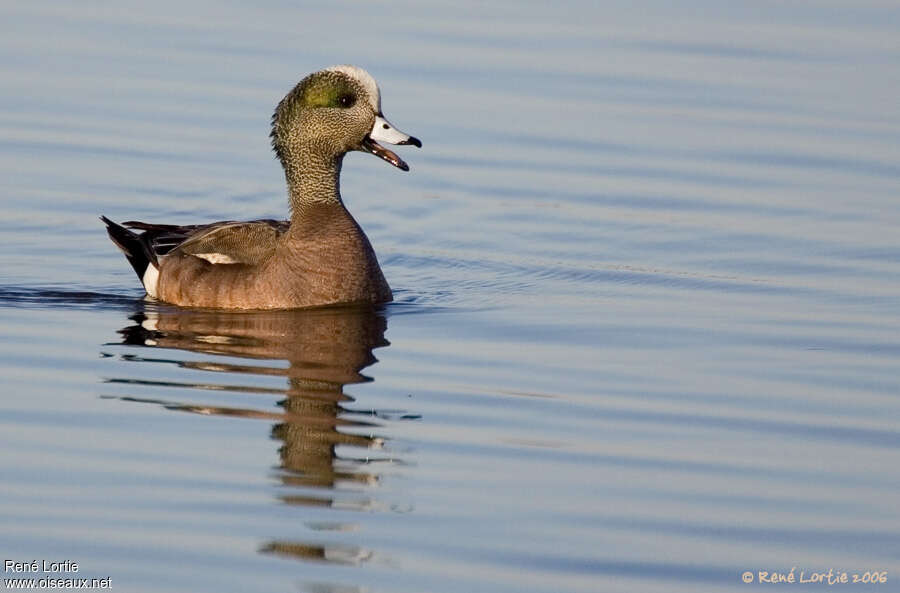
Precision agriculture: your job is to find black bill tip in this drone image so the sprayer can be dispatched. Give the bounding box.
[398,136,422,148]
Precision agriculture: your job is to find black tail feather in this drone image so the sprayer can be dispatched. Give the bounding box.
[100,216,157,282]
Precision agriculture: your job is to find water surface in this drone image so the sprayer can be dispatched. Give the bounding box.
[1,2,899,592]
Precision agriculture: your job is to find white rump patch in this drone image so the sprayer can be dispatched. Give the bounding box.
[141,312,159,331]
[142,263,160,298]
[195,253,239,264]
[326,64,381,112]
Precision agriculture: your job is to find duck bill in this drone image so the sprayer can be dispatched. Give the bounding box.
[360,115,421,171]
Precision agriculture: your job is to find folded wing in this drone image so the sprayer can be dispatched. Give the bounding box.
[124,219,289,266]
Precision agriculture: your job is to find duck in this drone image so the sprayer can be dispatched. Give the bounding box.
[101,65,420,309]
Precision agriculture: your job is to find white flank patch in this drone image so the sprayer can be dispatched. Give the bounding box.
[195,253,239,264]
[326,64,381,112]
[142,263,160,298]
[196,335,235,345]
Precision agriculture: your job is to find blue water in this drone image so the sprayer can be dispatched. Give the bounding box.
[1,2,899,592]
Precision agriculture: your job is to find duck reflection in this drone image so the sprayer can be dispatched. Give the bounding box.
[108,303,400,565]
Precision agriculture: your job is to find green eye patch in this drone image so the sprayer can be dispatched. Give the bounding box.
[301,77,357,109]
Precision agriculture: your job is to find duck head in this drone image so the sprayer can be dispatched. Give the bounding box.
[271,65,421,172]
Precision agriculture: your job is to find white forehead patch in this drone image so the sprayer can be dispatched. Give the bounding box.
[326,64,381,112]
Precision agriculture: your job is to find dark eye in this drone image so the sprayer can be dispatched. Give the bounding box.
[338,94,355,108]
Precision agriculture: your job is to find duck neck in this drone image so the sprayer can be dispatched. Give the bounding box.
[283,146,345,215]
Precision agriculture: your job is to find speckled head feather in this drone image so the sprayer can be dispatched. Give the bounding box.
[325,65,381,112]
[270,65,380,166]
[268,65,420,206]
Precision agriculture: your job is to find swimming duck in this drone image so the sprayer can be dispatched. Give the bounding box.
[102,65,420,309]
